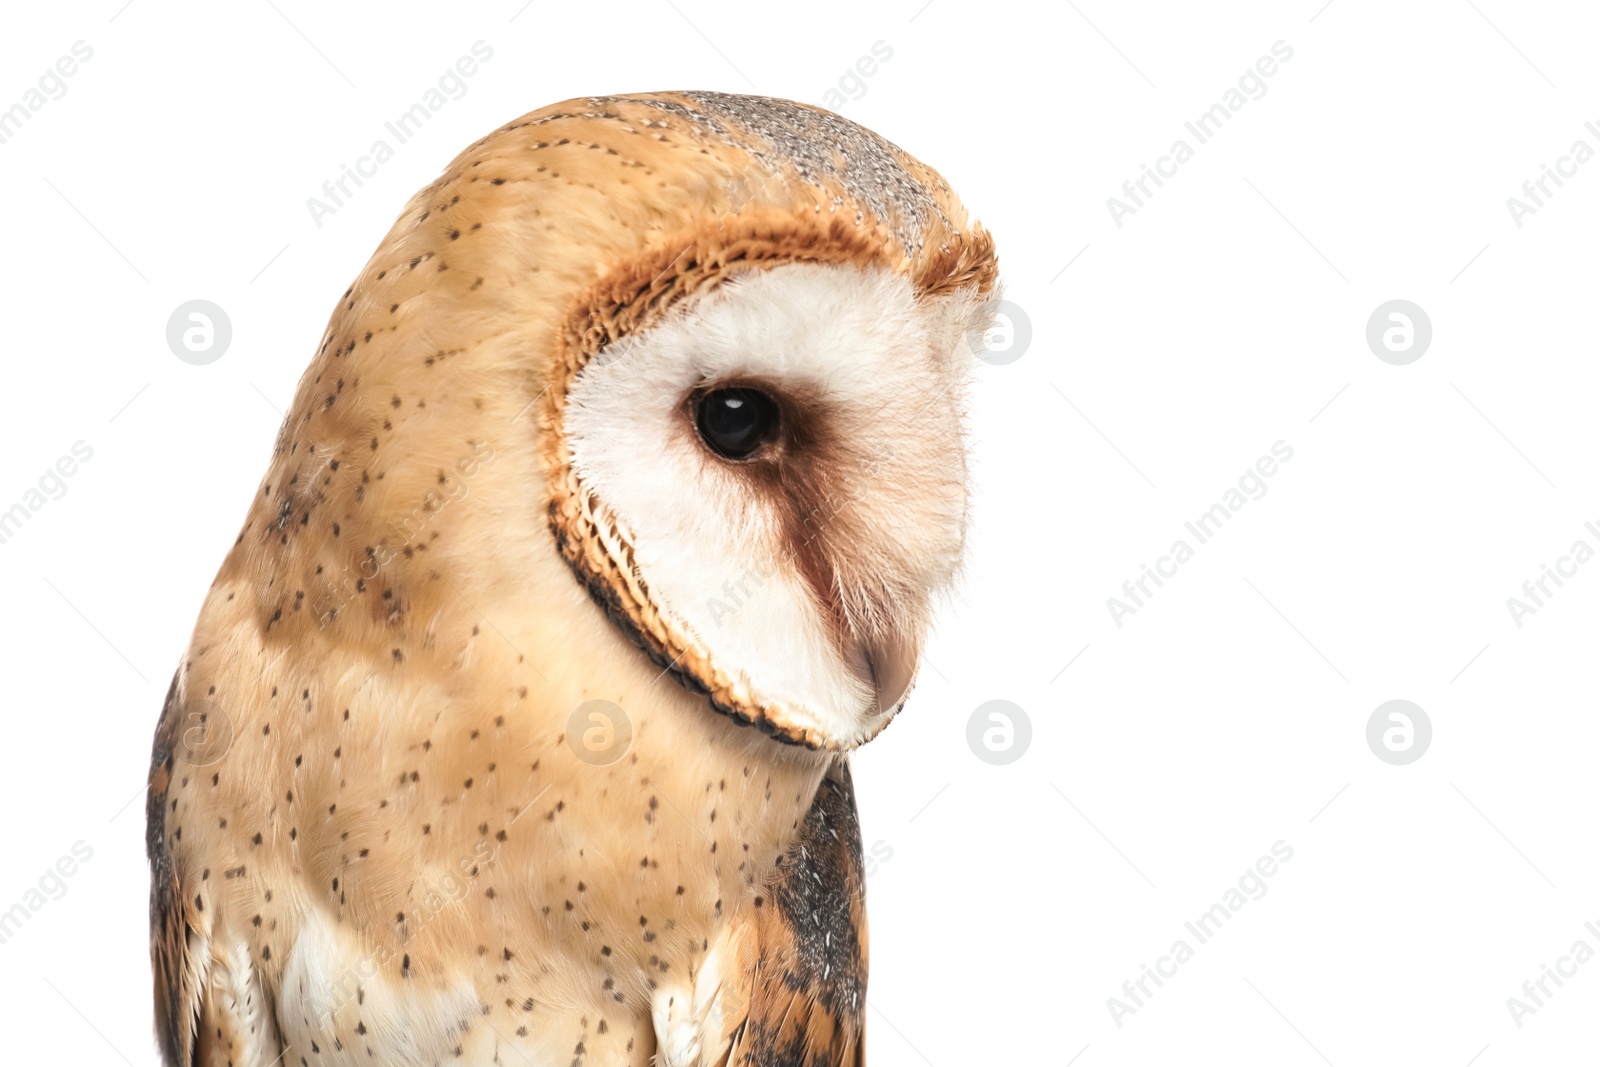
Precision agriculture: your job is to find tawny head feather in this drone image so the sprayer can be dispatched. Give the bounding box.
[232,90,999,751]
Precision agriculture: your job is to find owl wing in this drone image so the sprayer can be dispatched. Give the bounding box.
[147,675,204,1066]
[147,675,283,1067]
[711,761,870,1067]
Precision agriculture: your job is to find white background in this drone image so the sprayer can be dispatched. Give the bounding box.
[1,1,1597,1064]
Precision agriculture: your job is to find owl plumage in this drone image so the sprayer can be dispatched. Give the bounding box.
[146,91,999,1067]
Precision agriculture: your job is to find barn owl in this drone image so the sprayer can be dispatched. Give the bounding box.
[145,90,999,1067]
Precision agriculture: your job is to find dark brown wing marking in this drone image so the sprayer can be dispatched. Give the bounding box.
[148,671,200,1067]
[732,761,868,1067]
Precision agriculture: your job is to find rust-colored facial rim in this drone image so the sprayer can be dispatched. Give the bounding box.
[542,211,997,750]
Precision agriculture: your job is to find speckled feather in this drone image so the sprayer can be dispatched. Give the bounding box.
[146,91,995,1067]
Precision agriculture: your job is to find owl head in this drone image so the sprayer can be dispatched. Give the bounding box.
[260,91,999,752]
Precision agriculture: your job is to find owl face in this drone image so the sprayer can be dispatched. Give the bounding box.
[559,261,994,749]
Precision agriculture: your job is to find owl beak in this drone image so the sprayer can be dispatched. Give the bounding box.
[864,635,919,716]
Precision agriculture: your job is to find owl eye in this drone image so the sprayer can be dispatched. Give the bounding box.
[694,387,780,461]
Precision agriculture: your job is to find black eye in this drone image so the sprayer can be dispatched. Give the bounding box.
[695,387,780,461]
